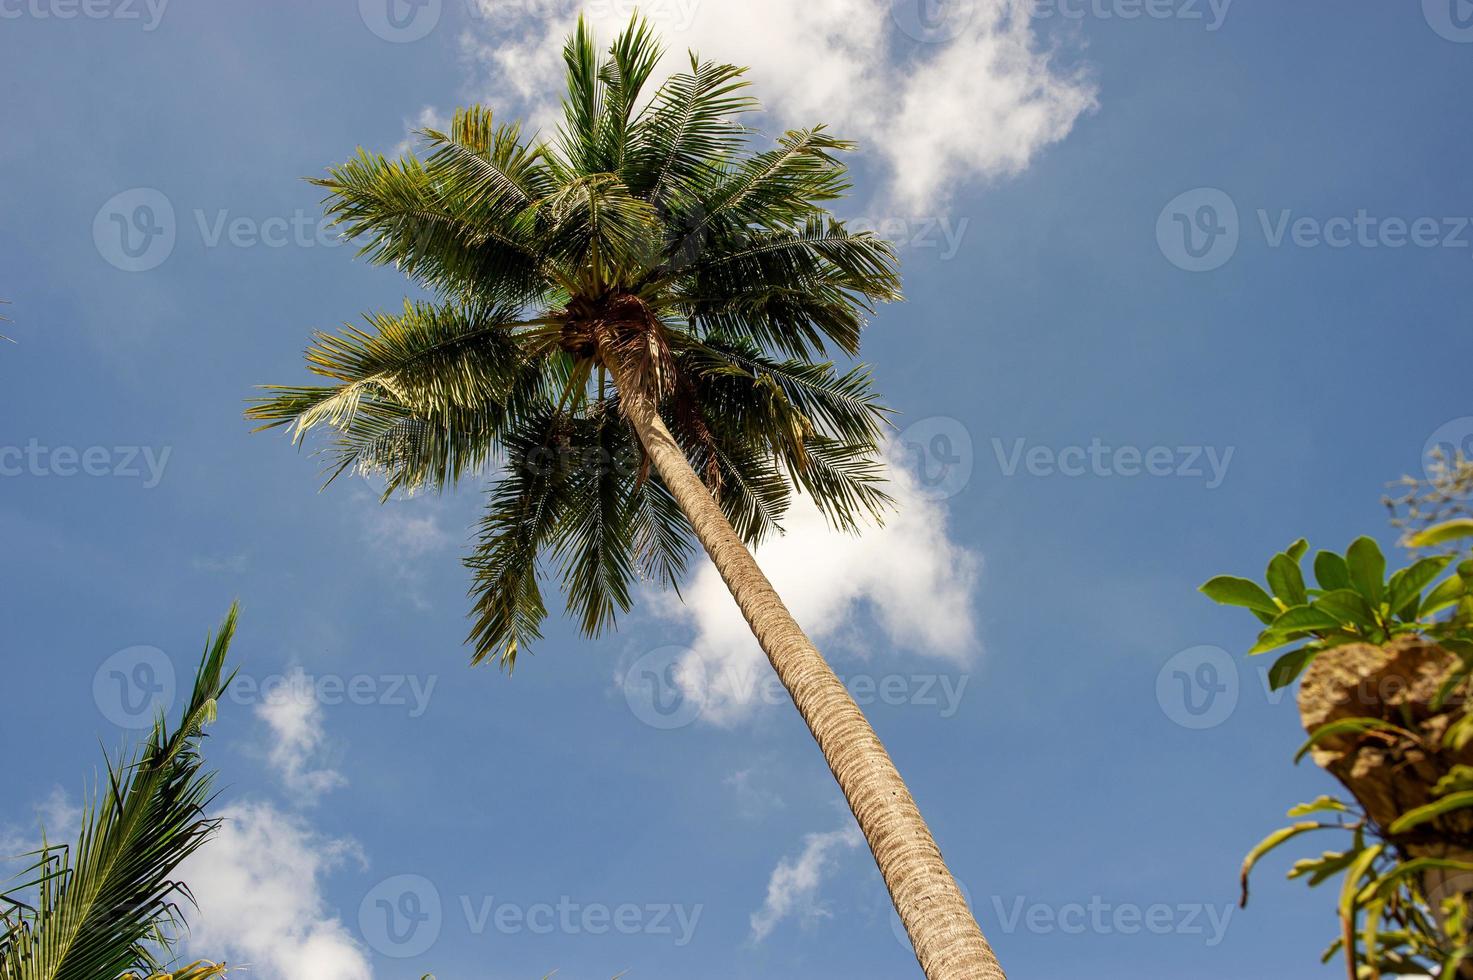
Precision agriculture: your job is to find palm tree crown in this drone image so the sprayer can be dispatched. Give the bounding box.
[250,16,903,670]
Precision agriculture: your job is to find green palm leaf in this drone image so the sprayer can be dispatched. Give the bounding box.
[0,610,239,980]
[255,14,901,669]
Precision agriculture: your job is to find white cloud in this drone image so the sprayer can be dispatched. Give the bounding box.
[257,668,348,804]
[180,801,373,980]
[725,767,785,819]
[354,492,456,609]
[457,0,1096,209]
[749,820,864,943]
[36,787,80,843]
[654,456,980,725]
[396,105,450,156]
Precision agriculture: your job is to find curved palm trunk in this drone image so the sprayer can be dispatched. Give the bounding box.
[613,369,1005,980]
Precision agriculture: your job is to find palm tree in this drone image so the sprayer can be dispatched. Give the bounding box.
[249,18,1002,979]
[0,609,238,980]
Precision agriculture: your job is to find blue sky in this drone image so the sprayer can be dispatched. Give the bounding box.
[4,1,1473,977]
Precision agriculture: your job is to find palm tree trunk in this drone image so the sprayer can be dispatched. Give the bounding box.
[612,369,1006,980]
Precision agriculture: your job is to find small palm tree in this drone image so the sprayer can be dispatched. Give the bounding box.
[0,609,238,980]
[250,18,1001,979]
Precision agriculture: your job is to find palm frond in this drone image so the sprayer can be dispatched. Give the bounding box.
[0,609,239,980]
[257,15,905,666]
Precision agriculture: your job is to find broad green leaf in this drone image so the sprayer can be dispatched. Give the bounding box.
[1389,792,1473,835]
[1268,604,1340,634]
[1268,647,1319,690]
[1268,553,1309,607]
[1388,555,1454,620]
[1410,519,1473,549]
[1287,538,1310,563]
[1241,822,1331,907]
[1312,589,1379,630]
[1346,537,1386,606]
[1314,550,1352,591]
[1201,576,1279,616]
[1423,575,1465,616]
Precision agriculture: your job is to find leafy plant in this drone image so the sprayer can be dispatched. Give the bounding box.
[0,608,239,980]
[1205,523,1473,978]
[1201,533,1473,692]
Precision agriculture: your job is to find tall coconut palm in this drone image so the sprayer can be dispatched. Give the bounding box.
[249,17,1002,979]
[1,609,238,980]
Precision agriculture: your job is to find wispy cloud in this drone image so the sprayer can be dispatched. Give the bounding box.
[257,667,348,804]
[750,820,864,943]
[653,455,981,725]
[354,492,456,609]
[456,0,1096,210]
[725,767,786,820]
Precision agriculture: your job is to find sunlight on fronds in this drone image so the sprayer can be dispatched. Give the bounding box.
[0,608,240,980]
[252,14,903,670]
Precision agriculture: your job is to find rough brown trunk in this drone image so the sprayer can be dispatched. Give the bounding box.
[612,367,1005,980]
[1299,638,1473,977]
